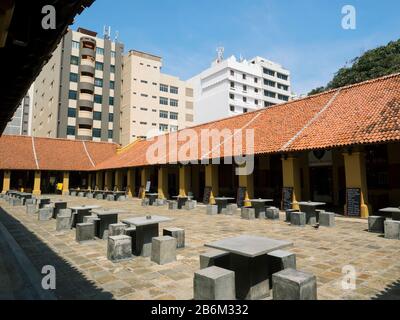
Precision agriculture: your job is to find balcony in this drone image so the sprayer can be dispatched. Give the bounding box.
[80,75,94,84]
[81,58,95,68]
[79,92,93,102]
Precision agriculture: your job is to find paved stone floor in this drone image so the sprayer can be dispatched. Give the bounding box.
[1,195,400,300]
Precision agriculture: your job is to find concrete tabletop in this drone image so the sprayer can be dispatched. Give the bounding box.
[122,215,172,227]
[297,201,326,207]
[250,199,274,203]
[205,235,293,258]
[145,193,159,196]
[172,195,188,199]
[379,207,400,213]
[69,205,101,211]
[214,197,235,201]
[91,209,124,215]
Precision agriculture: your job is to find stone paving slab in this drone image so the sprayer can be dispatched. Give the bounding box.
[0,195,400,300]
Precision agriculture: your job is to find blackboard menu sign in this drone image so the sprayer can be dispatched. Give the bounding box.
[203,187,212,204]
[346,188,361,216]
[237,187,247,207]
[281,187,294,211]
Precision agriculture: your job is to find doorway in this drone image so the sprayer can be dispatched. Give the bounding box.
[309,166,333,204]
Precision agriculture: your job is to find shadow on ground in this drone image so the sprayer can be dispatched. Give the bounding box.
[0,207,113,300]
[373,280,400,300]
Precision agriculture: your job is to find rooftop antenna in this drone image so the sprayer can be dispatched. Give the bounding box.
[115,30,119,42]
[103,25,111,40]
[216,47,224,63]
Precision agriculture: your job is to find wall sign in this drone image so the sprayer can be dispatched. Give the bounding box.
[237,187,247,207]
[281,187,294,211]
[203,187,212,204]
[346,188,361,216]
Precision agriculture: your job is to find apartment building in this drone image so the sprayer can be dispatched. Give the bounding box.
[188,53,292,124]
[31,27,124,143]
[3,85,34,136]
[120,50,194,146]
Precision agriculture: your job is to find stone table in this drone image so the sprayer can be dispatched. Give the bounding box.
[214,197,236,214]
[379,207,400,221]
[92,208,124,239]
[249,199,274,218]
[205,235,293,300]
[296,201,326,225]
[122,215,172,257]
[145,193,159,206]
[69,205,101,227]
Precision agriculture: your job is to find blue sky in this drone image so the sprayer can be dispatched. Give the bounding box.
[73,0,400,95]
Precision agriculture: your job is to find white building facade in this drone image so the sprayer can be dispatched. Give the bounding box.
[189,54,292,125]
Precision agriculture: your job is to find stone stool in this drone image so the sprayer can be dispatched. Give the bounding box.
[315,209,325,222]
[95,193,104,200]
[226,204,238,215]
[141,198,150,206]
[206,205,218,215]
[26,204,37,215]
[268,250,297,287]
[241,207,255,220]
[70,191,77,196]
[25,198,36,205]
[78,192,85,197]
[151,236,177,265]
[76,223,95,243]
[319,212,335,227]
[200,249,230,269]
[266,207,280,220]
[38,207,53,221]
[12,198,23,206]
[272,268,317,300]
[194,266,236,300]
[285,209,299,222]
[184,200,197,210]
[107,235,133,262]
[384,220,400,239]
[56,214,72,231]
[117,195,126,201]
[168,200,178,210]
[290,212,306,226]
[124,227,136,253]
[155,199,167,206]
[107,194,115,201]
[86,193,94,199]
[368,216,385,233]
[109,223,127,237]
[163,227,185,248]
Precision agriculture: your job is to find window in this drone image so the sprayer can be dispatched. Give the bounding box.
[109,113,114,122]
[264,79,276,87]
[277,73,288,81]
[93,128,101,138]
[94,78,103,87]
[72,41,80,49]
[160,110,168,119]
[160,97,168,105]
[264,90,276,98]
[230,105,235,112]
[110,65,115,73]
[229,93,235,100]
[94,94,102,104]
[159,124,168,132]
[265,101,276,107]
[170,99,178,107]
[243,85,247,92]
[243,108,248,113]
[141,80,148,84]
[243,97,247,102]
[170,86,179,94]
[160,84,168,92]
[69,73,78,82]
[263,68,275,76]
[71,56,79,65]
[95,62,104,71]
[230,81,235,89]
[109,96,114,105]
[278,94,289,101]
[93,111,102,120]
[254,78,258,83]
[277,83,289,91]
[255,88,259,93]
[141,94,148,97]
[230,70,234,76]
[67,108,76,118]
[110,81,115,89]
[255,99,259,105]
[96,47,104,55]
[170,112,178,120]
[67,126,76,136]
[140,108,148,111]
[170,125,178,132]
[108,130,113,139]
[242,74,246,80]
[111,51,116,58]
[68,90,77,100]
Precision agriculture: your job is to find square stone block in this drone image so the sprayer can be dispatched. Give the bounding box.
[151,236,177,265]
[184,200,197,210]
[59,208,72,216]
[106,194,115,201]
[268,250,297,287]
[38,208,53,221]
[226,204,238,215]
[206,205,218,215]
[319,212,336,227]
[124,227,136,253]
[12,198,23,206]
[272,268,317,300]
[76,223,95,242]
[95,193,104,200]
[107,235,133,262]
[86,193,94,199]
[384,220,400,239]
[194,266,236,300]
[155,199,167,206]
[368,216,385,233]
[200,249,230,270]
[83,215,99,224]
[26,204,37,215]
[70,191,77,196]
[168,200,178,210]
[241,207,255,220]
[266,207,280,220]
[285,209,298,222]
[142,198,150,207]
[56,215,72,231]
[117,195,127,201]
[78,192,85,197]
[109,223,127,237]
[163,227,185,248]
[25,198,36,205]
[291,212,306,227]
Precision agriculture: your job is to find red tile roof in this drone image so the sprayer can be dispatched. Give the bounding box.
[1,73,400,171]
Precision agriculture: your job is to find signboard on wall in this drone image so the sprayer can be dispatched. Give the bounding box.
[237,187,247,207]
[145,180,151,192]
[346,188,361,217]
[281,187,294,211]
[203,187,212,204]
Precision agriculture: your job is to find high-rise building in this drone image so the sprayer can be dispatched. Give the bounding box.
[188,53,292,124]
[120,50,194,146]
[3,85,34,136]
[31,27,124,143]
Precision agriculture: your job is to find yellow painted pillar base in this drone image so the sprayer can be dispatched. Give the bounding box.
[238,172,254,207]
[158,166,168,200]
[32,171,41,196]
[62,172,69,195]
[140,167,149,199]
[205,165,219,204]
[2,170,11,193]
[281,156,302,210]
[179,166,191,197]
[127,168,135,197]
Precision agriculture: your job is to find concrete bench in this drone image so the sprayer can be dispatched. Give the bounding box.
[200,249,230,270]
[241,207,256,220]
[107,235,133,262]
[368,216,385,233]
[141,198,150,207]
[76,223,95,243]
[225,204,238,215]
[38,207,53,221]
[25,198,36,205]
[151,236,177,265]
[56,214,72,231]
[290,212,306,227]
[95,193,104,200]
[184,200,197,210]
[155,199,167,206]
[106,194,115,201]
[168,200,178,210]
[163,227,185,248]
[109,223,127,237]
[319,212,335,227]
[206,205,218,215]
[117,195,127,202]
[193,266,236,300]
[26,204,37,215]
[70,191,77,196]
[272,268,317,300]
[78,192,85,197]
[384,220,400,239]
[12,198,23,206]
[268,250,297,287]
[285,209,299,222]
[124,227,136,252]
[86,192,94,199]
[266,207,280,220]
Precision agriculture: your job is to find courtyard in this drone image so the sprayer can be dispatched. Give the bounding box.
[1,195,399,300]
